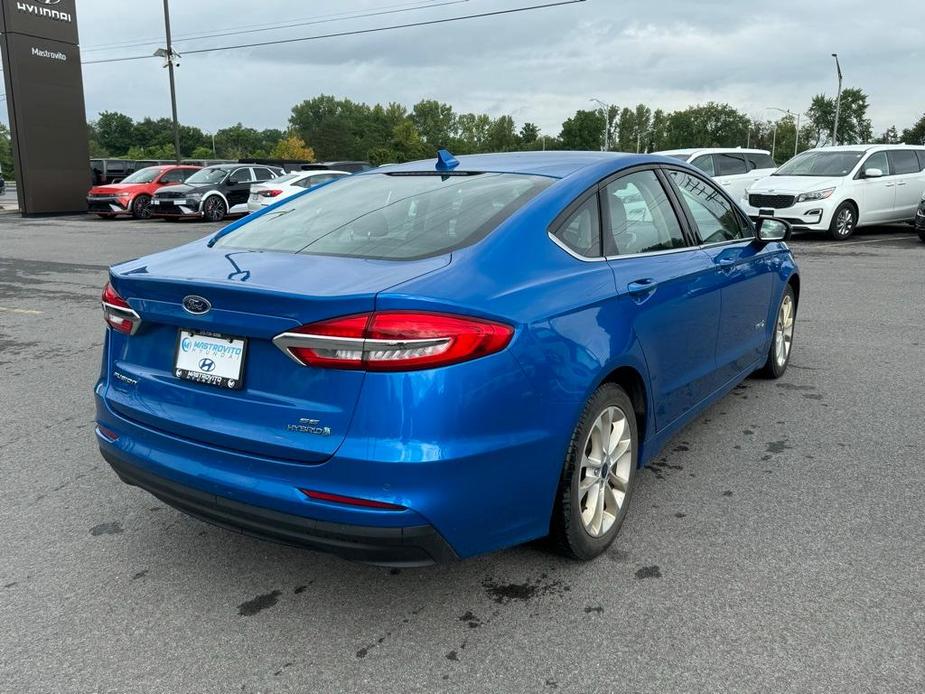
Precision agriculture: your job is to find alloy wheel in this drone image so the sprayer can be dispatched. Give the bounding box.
[133,196,151,219]
[578,406,632,537]
[775,294,795,367]
[835,207,854,237]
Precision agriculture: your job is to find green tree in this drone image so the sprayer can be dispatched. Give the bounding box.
[214,123,264,159]
[455,113,492,153]
[662,102,750,149]
[95,111,135,155]
[901,114,925,145]
[486,115,519,152]
[875,125,900,144]
[806,88,872,146]
[519,122,540,145]
[289,95,374,161]
[0,123,14,179]
[411,99,457,147]
[189,146,214,160]
[559,109,605,150]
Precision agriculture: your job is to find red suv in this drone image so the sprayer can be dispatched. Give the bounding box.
[87,165,200,219]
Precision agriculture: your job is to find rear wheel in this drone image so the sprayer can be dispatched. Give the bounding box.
[758,285,796,378]
[202,196,227,222]
[550,383,637,560]
[827,201,857,240]
[131,194,152,220]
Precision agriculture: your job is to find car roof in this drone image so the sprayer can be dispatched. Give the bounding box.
[805,144,925,153]
[656,147,771,156]
[372,151,671,179]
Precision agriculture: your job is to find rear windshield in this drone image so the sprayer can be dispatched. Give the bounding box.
[215,172,552,260]
[774,150,864,177]
[666,154,691,162]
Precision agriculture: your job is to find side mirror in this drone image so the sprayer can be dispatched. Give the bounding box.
[863,167,883,178]
[755,217,791,243]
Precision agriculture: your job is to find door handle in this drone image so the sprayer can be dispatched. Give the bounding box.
[627,278,658,295]
[897,181,907,186]
[885,183,895,187]
[716,258,735,273]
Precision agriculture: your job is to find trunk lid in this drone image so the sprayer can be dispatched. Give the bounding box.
[104,243,449,462]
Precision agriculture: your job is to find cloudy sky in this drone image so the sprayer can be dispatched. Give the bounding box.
[54,0,925,137]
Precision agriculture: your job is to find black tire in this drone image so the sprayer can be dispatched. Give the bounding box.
[550,383,638,560]
[202,196,227,222]
[130,194,152,220]
[827,201,857,240]
[918,231,925,243]
[757,284,796,379]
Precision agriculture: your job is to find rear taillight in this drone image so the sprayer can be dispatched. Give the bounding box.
[258,189,283,198]
[273,311,513,371]
[101,282,141,335]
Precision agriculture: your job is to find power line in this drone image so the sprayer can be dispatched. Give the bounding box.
[80,0,469,54]
[82,0,586,66]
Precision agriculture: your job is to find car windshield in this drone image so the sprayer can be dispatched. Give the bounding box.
[120,167,161,184]
[774,150,864,177]
[185,167,229,184]
[215,172,552,260]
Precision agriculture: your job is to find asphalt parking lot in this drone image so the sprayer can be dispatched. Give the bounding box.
[1,213,923,693]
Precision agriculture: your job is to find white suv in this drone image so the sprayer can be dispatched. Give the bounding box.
[656,148,777,201]
[741,144,925,240]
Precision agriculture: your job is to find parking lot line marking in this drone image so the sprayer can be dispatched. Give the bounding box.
[823,236,919,247]
[0,306,43,315]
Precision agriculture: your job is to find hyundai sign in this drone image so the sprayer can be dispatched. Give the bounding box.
[1,0,89,215]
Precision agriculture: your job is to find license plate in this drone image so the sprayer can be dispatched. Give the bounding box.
[174,330,246,389]
[151,199,160,205]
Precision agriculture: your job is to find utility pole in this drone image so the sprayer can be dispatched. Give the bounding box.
[768,107,802,158]
[831,53,843,147]
[590,98,611,151]
[163,0,181,164]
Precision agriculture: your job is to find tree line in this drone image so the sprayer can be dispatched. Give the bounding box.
[2,87,924,180]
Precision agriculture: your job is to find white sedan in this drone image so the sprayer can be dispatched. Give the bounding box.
[247,170,349,211]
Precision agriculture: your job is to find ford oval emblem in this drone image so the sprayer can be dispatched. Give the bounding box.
[182,295,211,314]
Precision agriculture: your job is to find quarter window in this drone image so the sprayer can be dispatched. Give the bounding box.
[888,150,920,175]
[714,153,748,176]
[602,170,686,255]
[253,168,275,182]
[669,170,748,243]
[553,195,601,258]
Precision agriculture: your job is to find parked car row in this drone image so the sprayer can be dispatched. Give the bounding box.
[656,144,925,241]
[87,163,351,222]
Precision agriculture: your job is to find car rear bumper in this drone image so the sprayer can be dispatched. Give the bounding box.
[100,443,457,566]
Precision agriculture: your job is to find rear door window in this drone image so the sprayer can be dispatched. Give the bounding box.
[714,153,748,176]
[160,168,191,184]
[916,150,925,172]
[602,170,686,255]
[888,150,920,175]
[745,153,776,170]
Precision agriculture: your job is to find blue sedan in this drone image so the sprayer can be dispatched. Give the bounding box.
[95,150,799,565]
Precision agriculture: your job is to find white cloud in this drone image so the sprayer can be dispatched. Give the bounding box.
[70,0,924,137]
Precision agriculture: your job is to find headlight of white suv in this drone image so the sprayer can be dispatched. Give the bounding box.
[795,188,835,203]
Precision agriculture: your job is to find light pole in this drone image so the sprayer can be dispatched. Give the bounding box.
[590,98,611,152]
[831,53,843,146]
[768,107,802,158]
[155,0,182,164]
